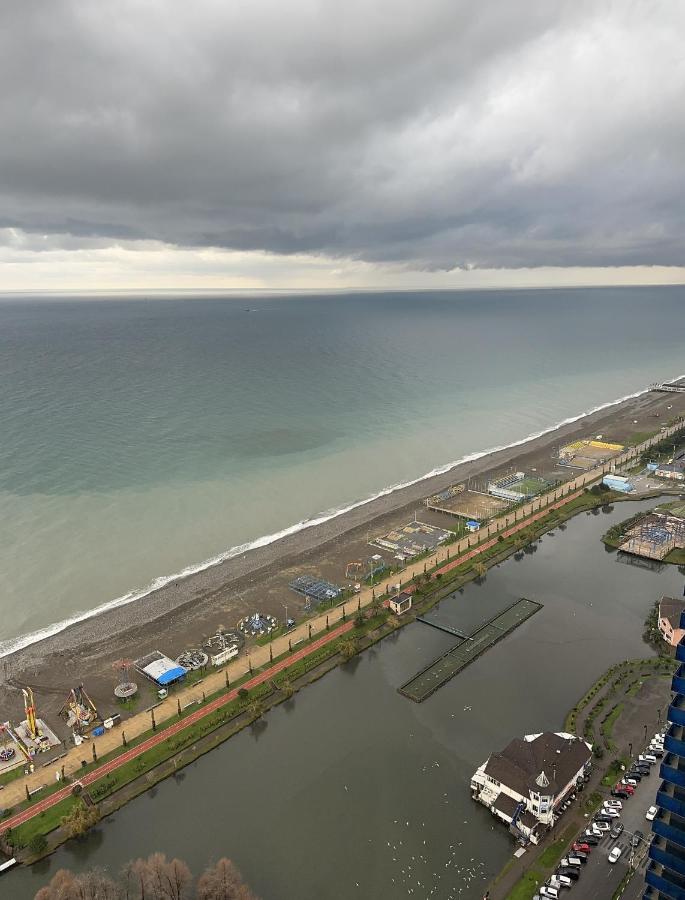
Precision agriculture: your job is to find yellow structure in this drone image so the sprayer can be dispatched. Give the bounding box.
[22,688,39,740]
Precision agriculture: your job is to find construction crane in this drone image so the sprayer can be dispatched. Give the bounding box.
[60,684,99,735]
[22,688,39,740]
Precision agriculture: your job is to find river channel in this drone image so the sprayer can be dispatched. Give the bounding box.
[7,497,685,899]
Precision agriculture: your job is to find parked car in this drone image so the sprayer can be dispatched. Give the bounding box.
[540,887,559,899]
[571,850,589,863]
[557,867,580,881]
[612,789,629,799]
[618,782,635,794]
[639,754,657,765]
[648,747,664,758]
[610,823,624,840]
[571,842,591,853]
[646,805,658,821]
[595,813,615,823]
[602,808,620,818]
[593,822,611,833]
[622,775,639,785]
[549,874,572,889]
[632,830,644,848]
[560,857,582,868]
[581,834,600,845]
[604,799,623,809]
[608,846,622,864]
[626,770,643,781]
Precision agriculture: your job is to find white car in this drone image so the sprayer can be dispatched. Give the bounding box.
[593,822,611,832]
[646,806,658,821]
[540,887,559,899]
[608,846,622,864]
[604,800,623,809]
[601,808,620,818]
[622,777,638,786]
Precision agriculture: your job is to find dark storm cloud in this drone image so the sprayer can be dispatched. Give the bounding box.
[1,0,683,270]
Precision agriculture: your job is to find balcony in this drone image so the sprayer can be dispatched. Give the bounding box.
[650,837,685,879]
[645,861,685,899]
[662,753,685,789]
[653,810,685,850]
[676,641,685,665]
[669,695,685,729]
[658,783,685,820]
[666,733,685,760]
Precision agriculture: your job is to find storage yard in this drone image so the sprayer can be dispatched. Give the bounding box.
[371,519,452,560]
[559,438,624,469]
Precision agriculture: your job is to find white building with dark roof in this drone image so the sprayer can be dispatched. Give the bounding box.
[470,731,592,844]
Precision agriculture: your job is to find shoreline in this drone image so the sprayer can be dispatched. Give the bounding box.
[0,379,674,664]
[2,383,684,725]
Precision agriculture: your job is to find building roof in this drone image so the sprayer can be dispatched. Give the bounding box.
[483,732,591,798]
[492,792,539,831]
[659,597,685,631]
[135,651,188,685]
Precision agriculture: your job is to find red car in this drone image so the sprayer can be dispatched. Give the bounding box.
[571,842,591,854]
[617,783,635,795]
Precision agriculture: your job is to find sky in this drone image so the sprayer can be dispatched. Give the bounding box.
[1,1,684,291]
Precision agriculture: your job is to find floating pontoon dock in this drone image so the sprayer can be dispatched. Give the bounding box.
[399,598,542,702]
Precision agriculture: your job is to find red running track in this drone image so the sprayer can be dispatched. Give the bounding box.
[433,488,584,577]
[0,619,354,836]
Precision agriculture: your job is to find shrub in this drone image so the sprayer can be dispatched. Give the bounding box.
[28,833,47,854]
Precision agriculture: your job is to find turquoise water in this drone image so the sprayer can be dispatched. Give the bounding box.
[0,287,683,651]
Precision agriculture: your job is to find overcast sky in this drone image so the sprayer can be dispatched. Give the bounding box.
[1,1,684,291]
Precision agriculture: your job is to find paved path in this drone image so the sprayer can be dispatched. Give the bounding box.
[0,620,353,836]
[0,423,678,828]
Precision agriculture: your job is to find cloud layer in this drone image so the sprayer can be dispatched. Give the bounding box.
[1,1,684,273]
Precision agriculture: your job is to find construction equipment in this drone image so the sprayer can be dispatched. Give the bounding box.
[22,688,39,740]
[59,684,99,735]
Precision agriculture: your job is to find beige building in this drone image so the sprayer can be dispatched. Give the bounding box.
[387,591,413,616]
[658,597,685,647]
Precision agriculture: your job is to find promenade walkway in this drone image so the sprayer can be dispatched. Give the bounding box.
[0,422,678,830]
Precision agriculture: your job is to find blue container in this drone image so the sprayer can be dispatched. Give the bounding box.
[92,726,105,737]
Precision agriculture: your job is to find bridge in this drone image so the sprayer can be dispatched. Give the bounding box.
[415,616,469,639]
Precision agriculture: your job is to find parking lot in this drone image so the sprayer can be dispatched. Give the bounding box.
[539,751,660,899]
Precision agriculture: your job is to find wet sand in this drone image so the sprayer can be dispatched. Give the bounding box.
[2,387,684,729]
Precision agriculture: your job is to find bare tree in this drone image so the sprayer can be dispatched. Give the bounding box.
[196,858,258,900]
[34,867,120,900]
[124,854,192,900]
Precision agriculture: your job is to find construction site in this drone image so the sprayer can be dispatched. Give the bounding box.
[558,437,624,469]
[371,519,452,561]
[618,512,685,561]
[425,483,510,521]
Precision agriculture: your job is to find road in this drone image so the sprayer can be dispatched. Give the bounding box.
[555,762,656,898]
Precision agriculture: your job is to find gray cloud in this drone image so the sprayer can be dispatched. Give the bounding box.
[1,0,683,270]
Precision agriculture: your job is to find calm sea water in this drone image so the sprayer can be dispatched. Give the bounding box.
[0,287,683,651]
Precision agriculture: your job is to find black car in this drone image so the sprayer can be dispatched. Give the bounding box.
[594,814,613,823]
[612,789,629,799]
[610,823,624,840]
[627,770,643,781]
[557,867,580,881]
[582,834,600,846]
[634,766,651,777]
[632,830,644,848]
[572,850,589,863]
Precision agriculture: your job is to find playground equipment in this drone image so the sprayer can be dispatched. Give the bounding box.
[113,659,138,701]
[176,648,209,670]
[237,612,278,637]
[0,722,29,764]
[345,561,363,580]
[59,684,99,735]
[14,688,59,755]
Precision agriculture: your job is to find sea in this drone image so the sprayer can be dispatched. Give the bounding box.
[0,286,683,656]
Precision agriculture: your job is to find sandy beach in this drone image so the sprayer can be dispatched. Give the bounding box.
[2,386,684,729]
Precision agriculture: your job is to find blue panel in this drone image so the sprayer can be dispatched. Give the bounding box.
[653,818,685,850]
[645,863,685,900]
[662,762,685,789]
[669,705,685,728]
[666,735,685,759]
[673,675,685,695]
[156,666,187,685]
[658,789,685,821]
[650,844,685,879]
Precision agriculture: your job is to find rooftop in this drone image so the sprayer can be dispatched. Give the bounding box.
[659,596,685,631]
[483,731,591,798]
